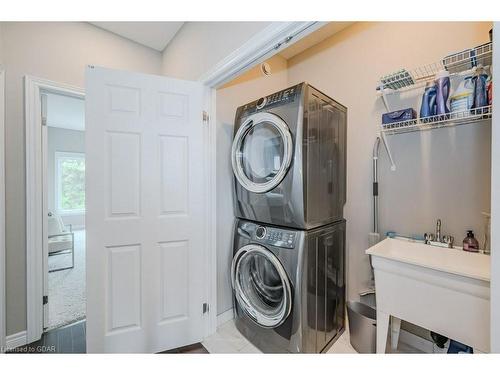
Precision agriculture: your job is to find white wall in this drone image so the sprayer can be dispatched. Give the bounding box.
[490,22,499,353]
[286,22,492,301]
[0,22,5,350]
[0,23,4,64]
[162,22,271,80]
[47,127,86,229]
[1,21,162,335]
[215,55,289,315]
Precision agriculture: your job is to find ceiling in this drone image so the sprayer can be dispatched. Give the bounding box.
[46,93,85,131]
[279,22,354,59]
[89,21,351,57]
[90,22,184,52]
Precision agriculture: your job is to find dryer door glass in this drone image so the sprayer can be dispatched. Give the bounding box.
[241,122,283,183]
[232,112,293,193]
[232,245,292,328]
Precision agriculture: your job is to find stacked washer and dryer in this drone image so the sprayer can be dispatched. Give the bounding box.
[230,82,347,353]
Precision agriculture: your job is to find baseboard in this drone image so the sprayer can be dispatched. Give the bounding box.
[217,308,234,327]
[5,330,27,350]
[399,328,434,353]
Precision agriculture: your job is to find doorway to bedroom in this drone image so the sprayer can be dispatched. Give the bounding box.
[45,92,86,332]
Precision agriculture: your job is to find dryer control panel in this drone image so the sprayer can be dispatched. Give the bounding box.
[262,86,298,108]
[253,225,298,249]
[240,84,301,115]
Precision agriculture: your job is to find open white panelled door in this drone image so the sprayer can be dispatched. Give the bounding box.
[85,66,206,353]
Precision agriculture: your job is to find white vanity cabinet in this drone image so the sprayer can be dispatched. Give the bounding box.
[366,238,490,353]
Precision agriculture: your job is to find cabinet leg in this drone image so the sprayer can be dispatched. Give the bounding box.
[377,311,390,353]
[391,316,401,352]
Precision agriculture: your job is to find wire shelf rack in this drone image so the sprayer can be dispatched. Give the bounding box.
[378,42,492,93]
[380,106,492,135]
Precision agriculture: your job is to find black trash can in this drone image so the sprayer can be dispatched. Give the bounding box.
[347,301,377,353]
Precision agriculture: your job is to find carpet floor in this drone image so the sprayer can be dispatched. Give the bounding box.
[48,229,86,330]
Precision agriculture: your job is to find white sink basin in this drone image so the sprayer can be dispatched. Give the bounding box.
[366,238,490,281]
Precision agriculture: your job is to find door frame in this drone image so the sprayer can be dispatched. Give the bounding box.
[25,21,324,347]
[25,76,85,343]
[1,67,6,351]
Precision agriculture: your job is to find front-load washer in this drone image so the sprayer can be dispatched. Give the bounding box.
[231,218,346,353]
[231,82,347,230]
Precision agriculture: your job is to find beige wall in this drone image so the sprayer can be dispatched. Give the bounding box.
[215,55,288,315]
[1,22,162,335]
[287,22,492,301]
[162,22,271,80]
[214,21,492,317]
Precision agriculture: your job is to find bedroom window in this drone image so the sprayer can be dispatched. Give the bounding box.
[55,152,86,214]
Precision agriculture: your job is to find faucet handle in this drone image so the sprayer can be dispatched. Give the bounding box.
[424,232,435,244]
[442,235,454,248]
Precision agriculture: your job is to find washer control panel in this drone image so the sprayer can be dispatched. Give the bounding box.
[253,225,298,249]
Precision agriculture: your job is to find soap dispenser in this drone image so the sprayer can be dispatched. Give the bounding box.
[462,230,479,253]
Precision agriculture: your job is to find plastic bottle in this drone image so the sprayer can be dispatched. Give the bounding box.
[462,230,479,252]
[420,83,437,121]
[487,77,493,106]
[471,65,489,111]
[450,74,474,113]
[435,70,451,116]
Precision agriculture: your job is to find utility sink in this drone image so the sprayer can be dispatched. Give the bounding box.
[366,238,490,281]
[366,237,490,353]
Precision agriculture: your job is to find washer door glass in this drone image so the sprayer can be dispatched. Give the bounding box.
[231,245,292,328]
[232,112,293,193]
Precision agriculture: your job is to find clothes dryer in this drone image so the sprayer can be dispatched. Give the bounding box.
[232,83,346,229]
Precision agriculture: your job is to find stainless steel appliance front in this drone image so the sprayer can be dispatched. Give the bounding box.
[232,219,346,353]
[232,83,347,229]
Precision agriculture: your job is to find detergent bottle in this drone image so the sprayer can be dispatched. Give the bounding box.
[435,70,451,116]
[420,83,437,121]
[450,73,474,113]
[472,64,489,112]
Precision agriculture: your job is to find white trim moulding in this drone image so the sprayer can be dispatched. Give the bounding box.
[199,22,325,88]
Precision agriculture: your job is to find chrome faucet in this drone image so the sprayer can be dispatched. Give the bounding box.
[424,218,453,248]
[435,219,442,243]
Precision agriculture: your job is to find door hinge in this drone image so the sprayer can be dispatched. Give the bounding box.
[202,110,209,124]
[202,303,209,314]
[43,295,48,305]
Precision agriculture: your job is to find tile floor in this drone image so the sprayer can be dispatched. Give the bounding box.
[202,319,357,354]
[9,318,424,354]
[202,319,424,354]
